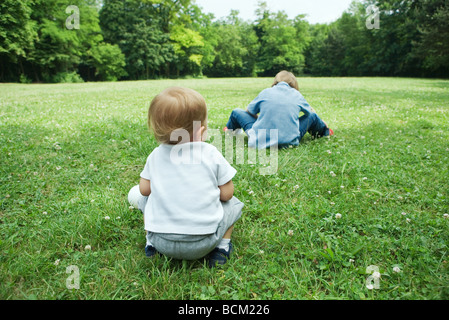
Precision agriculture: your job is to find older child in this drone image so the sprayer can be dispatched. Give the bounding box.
[224,70,333,149]
[128,87,243,267]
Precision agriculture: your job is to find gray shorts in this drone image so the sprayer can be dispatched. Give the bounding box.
[138,196,243,260]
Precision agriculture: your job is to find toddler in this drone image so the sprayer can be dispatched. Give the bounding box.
[224,70,333,149]
[128,87,243,267]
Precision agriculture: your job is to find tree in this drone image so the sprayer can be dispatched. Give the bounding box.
[412,0,449,77]
[304,23,329,75]
[159,0,205,76]
[87,43,127,81]
[365,0,420,76]
[0,0,36,81]
[254,2,309,76]
[100,0,175,80]
[203,10,259,77]
[169,23,204,76]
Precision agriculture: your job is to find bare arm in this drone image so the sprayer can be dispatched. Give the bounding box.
[218,180,234,202]
[139,178,151,196]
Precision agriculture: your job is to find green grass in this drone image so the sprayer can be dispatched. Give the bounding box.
[1,77,448,300]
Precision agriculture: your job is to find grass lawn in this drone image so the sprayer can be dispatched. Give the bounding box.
[1,77,448,300]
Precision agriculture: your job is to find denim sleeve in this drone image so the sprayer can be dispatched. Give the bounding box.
[247,93,263,115]
[297,93,314,115]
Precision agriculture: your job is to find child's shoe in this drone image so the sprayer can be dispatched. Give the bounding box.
[208,242,233,268]
[329,128,334,136]
[145,245,157,258]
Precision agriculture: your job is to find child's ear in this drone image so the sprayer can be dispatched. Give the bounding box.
[201,126,207,142]
[193,125,205,142]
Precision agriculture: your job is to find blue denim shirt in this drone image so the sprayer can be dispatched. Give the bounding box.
[246,82,313,149]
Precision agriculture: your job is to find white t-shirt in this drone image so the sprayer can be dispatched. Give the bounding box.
[140,142,237,235]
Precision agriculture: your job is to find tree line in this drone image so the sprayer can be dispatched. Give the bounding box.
[1,0,448,83]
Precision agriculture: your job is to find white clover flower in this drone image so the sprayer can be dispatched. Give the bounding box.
[335,213,342,219]
[406,218,411,223]
[287,230,294,236]
[84,245,92,250]
[443,214,449,219]
[104,216,110,220]
[248,190,255,196]
[43,211,48,215]
[293,185,299,190]
[362,177,368,180]
[393,266,401,273]
[56,166,62,171]
[401,212,407,216]
[129,205,135,210]
[54,259,60,266]
[340,185,345,189]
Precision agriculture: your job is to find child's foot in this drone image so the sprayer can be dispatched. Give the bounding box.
[145,245,157,258]
[208,242,233,268]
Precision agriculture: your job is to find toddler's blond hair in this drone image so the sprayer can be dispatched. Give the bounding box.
[148,87,207,144]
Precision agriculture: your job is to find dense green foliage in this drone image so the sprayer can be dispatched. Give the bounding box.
[1,0,448,82]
